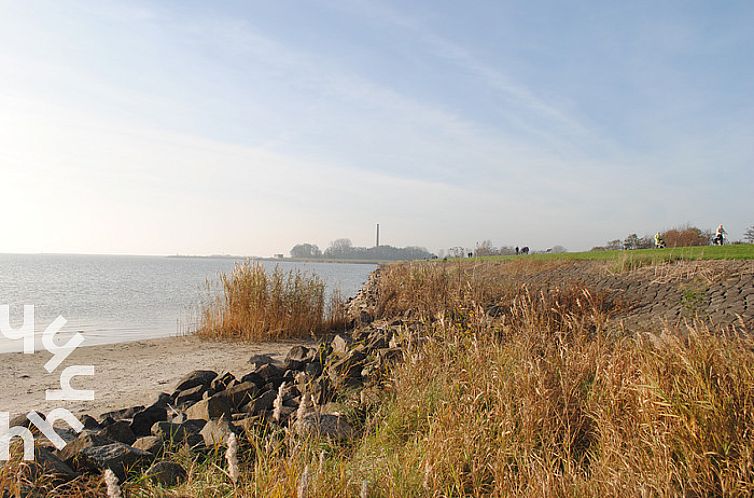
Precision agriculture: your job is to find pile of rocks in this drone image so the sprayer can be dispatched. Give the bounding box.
[21,317,408,488]
[346,267,381,326]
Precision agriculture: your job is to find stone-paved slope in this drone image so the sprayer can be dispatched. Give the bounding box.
[494,259,754,331]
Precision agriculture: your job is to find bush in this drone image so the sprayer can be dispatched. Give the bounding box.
[662,225,711,248]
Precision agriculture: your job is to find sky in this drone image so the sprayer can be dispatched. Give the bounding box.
[1,0,752,256]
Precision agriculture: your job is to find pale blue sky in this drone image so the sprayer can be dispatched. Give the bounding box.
[1,1,752,255]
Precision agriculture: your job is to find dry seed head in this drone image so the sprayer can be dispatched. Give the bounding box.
[226,432,239,484]
[273,381,287,423]
[104,469,123,498]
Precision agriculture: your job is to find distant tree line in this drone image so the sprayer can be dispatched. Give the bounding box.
[290,238,432,261]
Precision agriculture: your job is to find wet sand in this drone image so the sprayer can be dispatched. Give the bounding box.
[0,335,306,420]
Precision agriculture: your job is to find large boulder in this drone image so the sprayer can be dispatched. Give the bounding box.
[211,381,259,410]
[57,430,112,464]
[27,447,79,482]
[331,334,352,355]
[248,354,279,369]
[78,443,151,480]
[133,436,164,456]
[98,420,136,445]
[151,420,205,443]
[240,371,266,388]
[244,389,278,415]
[185,396,232,421]
[199,418,240,446]
[130,403,168,437]
[211,372,237,392]
[327,350,367,381]
[37,426,79,448]
[175,384,208,405]
[254,363,283,382]
[287,345,315,362]
[80,414,101,430]
[285,346,316,370]
[173,370,218,393]
[100,405,144,423]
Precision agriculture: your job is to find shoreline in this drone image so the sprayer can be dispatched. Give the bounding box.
[0,334,310,420]
[0,329,187,355]
[168,255,389,265]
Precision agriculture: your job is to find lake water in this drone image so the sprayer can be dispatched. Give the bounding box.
[0,254,376,353]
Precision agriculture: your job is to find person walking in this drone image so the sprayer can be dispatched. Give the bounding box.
[654,232,665,248]
[714,224,727,245]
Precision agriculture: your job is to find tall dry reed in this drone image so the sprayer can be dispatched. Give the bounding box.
[196,261,346,341]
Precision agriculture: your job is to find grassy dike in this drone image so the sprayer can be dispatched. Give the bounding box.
[478,243,754,263]
[3,254,754,497]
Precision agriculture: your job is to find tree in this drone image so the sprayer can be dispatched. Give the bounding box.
[606,239,623,251]
[622,234,654,250]
[323,238,353,258]
[290,243,321,259]
[623,234,641,250]
[745,225,754,244]
[329,238,353,252]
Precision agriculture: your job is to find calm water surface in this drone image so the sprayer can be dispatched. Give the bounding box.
[0,254,376,353]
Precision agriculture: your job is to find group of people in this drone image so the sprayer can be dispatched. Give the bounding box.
[653,224,727,249]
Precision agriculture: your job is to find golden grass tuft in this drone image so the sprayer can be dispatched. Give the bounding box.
[195,260,346,342]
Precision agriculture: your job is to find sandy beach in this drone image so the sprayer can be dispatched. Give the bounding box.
[0,335,307,420]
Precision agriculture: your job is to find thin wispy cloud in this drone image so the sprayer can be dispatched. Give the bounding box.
[1,0,752,255]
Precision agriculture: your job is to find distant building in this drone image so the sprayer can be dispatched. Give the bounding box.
[274,254,284,259]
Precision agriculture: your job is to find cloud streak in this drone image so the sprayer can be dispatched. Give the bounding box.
[1,0,752,253]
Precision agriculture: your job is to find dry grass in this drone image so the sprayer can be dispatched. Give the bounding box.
[374,258,571,320]
[6,259,754,496]
[0,451,105,497]
[195,261,347,342]
[353,293,754,497]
